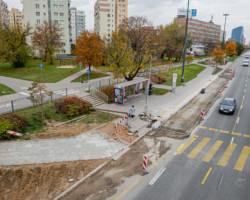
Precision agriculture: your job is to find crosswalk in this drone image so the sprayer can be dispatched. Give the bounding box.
[175,135,250,172]
[19,89,80,96]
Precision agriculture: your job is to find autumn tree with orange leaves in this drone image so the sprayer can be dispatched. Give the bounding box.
[73,31,104,71]
[211,46,225,64]
[225,41,237,57]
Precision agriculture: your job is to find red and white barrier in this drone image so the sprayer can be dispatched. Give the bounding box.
[230,74,233,80]
[220,89,222,96]
[143,155,148,172]
[200,109,205,120]
[225,81,227,88]
[8,130,22,137]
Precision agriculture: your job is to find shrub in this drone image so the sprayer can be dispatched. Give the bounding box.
[55,96,92,117]
[99,85,114,103]
[150,74,166,84]
[0,113,27,132]
[0,120,13,140]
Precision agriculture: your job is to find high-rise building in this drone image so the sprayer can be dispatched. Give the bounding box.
[0,0,8,25]
[231,26,244,44]
[23,0,71,54]
[94,0,128,41]
[70,7,86,45]
[8,8,24,29]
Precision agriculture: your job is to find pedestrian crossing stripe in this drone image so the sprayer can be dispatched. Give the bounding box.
[188,137,210,158]
[220,130,229,134]
[232,132,242,136]
[202,140,223,162]
[175,135,198,155]
[217,143,237,167]
[198,127,250,138]
[244,134,250,138]
[234,146,250,171]
[209,128,218,132]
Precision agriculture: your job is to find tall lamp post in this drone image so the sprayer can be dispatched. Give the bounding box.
[221,14,229,50]
[181,0,190,83]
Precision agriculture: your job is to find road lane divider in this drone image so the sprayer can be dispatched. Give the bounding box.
[230,137,234,143]
[232,97,244,134]
[188,137,210,158]
[232,132,242,136]
[201,167,212,185]
[234,146,250,171]
[199,126,207,129]
[175,135,199,155]
[202,140,223,162]
[217,143,237,167]
[149,167,166,186]
[209,128,218,132]
[244,134,250,138]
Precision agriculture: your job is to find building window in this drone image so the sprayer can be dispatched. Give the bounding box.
[36,19,40,24]
[35,4,40,9]
[108,14,110,17]
[54,12,58,16]
[59,5,64,9]
[60,20,64,24]
[43,5,46,8]
[36,12,40,16]
[54,20,58,24]
[60,13,64,16]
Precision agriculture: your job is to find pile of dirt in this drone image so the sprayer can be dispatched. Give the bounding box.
[99,122,137,144]
[0,159,108,200]
[30,123,101,140]
[63,136,170,200]
[158,77,225,139]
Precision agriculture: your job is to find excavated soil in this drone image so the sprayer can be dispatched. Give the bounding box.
[30,123,102,140]
[0,159,108,200]
[63,136,170,200]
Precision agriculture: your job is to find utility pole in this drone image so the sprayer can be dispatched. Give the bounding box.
[222,14,229,50]
[181,0,190,83]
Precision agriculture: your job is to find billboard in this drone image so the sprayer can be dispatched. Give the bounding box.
[177,8,197,17]
[114,88,124,104]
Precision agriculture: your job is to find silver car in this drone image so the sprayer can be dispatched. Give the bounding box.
[242,60,249,66]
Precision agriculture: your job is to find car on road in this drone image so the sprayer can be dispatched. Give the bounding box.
[242,60,249,66]
[219,98,236,115]
[245,54,249,59]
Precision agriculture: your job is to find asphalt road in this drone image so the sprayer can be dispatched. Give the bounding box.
[114,54,250,200]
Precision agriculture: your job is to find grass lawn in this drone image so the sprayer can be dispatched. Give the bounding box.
[71,71,109,82]
[0,84,16,96]
[96,65,113,73]
[193,55,211,60]
[159,64,206,86]
[0,59,80,83]
[152,88,169,95]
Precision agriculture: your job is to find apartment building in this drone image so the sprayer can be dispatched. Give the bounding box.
[94,0,128,41]
[0,0,8,25]
[70,7,86,44]
[8,8,24,29]
[23,0,71,54]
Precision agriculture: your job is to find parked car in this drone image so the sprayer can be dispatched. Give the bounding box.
[242,60,249,67]
[219,98,236,115]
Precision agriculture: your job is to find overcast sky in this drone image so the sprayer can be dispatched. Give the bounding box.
[6,0,250,43]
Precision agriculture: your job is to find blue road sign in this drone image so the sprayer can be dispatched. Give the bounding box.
[87,69,90,75]
[39,63,43,68]
[192,9,197,17]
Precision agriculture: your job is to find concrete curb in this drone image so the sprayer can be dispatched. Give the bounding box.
[54,161,108,200]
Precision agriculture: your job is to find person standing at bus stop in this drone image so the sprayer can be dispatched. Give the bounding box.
[129,105,136,118]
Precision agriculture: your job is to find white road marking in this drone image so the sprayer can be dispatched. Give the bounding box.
[246,80,248,83]
[231,137,234,144]
[241,105,243,109]
[237,117,240,124]
[19,92,29,96]
[244,89,246,93]
[149,167,166,186]
[20,86,28,90]
[243,96,245,100]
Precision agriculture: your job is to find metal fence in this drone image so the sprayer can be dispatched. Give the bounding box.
[0,77,125,115]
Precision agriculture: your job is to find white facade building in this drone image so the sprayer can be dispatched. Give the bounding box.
[70,7,85,45]
[0,0,8,25]
[23,0,71,54]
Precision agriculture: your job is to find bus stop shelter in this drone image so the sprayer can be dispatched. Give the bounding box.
[113,78,150,105]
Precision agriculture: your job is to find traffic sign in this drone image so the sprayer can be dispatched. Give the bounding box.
[87,69,90,75]
[39,63,43,68]
[79,62,83,67]
[192,9,197,17]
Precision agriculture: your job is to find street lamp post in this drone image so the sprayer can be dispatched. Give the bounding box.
[222,14,229,50]
[181,0,190,83]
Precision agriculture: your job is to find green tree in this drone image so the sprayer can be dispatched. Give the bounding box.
[32,20,63,64]
[236,42,245,56]
[0,24,32,68]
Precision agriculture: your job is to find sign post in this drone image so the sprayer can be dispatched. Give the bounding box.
[39,63,43,81]
[87,69,90,82]
[192,9,197,17]
[79,62,83,82]
[172,73,177,93]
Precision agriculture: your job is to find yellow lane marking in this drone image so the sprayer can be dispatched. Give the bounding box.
[244,134,250,138]
[200,126,207,129]
[232,132,242,136]
[175,135,199,155]
[232,97,244,133]
[217,143,237,167]
[220,130,229,134]
[234,146,250,171]
[202,140,224,162]
[201,167,212,184]
[188,137,210,158]
[209,128,218,132]
[161,81,209,118]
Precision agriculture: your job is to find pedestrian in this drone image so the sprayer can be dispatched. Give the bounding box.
[129,105,136,118]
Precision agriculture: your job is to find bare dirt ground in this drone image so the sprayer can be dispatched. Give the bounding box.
[63,136,170,200]
[30,123,102,140]
[156,77,226,139]
[0,159,108,200]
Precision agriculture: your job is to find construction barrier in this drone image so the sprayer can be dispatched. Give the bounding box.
[200,109,205,120]
[225,80,227,88]
[143,155,148,172]
[8,130,22,137]
[220,89,222,96]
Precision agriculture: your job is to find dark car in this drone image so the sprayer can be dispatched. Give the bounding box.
[219,98,236,115]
